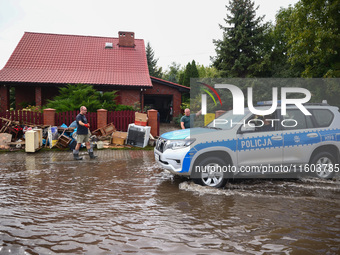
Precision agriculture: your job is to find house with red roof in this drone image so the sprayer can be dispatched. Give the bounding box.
[0,31,189,122]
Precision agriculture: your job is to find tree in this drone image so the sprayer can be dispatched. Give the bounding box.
[197,65,222,78]
[178,71,185,85]
[265,8,295,77]
[183,62,192,86]
[183,60,199,86]
[282,0,340,77]
[45,84,117,112]
[247,9,302,78]
[191,60,199,78]
[212,0,269,77]
[146,42,163,78]
[162,62,182,83]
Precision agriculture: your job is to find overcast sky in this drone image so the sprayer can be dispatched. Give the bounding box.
[0,0,299,71]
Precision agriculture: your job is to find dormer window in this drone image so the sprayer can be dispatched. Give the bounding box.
[105,42,113,49]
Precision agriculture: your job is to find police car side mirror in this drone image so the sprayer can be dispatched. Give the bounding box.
[239,124,255,134]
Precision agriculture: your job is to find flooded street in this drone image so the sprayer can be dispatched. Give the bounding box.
[0,150,339,254]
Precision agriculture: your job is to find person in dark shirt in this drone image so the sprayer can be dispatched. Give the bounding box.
[73,106,97,160]
[257,115,275,132]
[180,108,201,129]
[180,108,191,129]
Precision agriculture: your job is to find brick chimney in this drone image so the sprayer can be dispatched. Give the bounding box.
[118,31,135,47]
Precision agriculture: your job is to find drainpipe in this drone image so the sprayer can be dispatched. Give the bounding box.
[140,88,145,112]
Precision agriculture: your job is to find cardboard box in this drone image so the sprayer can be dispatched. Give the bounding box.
[111,131,128,145]
[135,112,147,126]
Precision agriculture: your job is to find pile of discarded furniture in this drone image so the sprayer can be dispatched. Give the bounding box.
[92,113,155,149]
[0,112,156,152]
[0,117,45,151]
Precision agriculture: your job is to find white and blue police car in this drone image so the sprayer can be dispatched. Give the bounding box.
[154,103,340,188]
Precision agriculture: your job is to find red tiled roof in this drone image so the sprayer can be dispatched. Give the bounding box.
[151,76,190,91]
[0,32,152,87]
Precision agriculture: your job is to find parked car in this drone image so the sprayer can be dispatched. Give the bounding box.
[154,103,340,187]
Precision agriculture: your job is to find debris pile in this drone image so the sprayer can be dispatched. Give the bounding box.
[0,112,157,152]
[92,122,130,149]
[0,117,47,151]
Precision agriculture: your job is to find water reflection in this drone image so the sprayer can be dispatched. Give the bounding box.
[0,151,339,254]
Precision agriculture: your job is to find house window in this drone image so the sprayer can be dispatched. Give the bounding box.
[105,42,113,49]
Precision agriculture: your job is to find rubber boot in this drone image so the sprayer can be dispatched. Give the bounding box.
[89,151,97,159]
[73,152,83,160]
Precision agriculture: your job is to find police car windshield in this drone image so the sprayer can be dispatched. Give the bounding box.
[206,110,247,130]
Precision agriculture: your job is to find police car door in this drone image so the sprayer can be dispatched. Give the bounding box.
[236,111,283,168]
[282,109,318,165]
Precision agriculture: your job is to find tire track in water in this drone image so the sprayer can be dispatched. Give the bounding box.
[179,181,340,204]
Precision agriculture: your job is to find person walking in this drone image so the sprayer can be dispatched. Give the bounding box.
[73,106,97,160]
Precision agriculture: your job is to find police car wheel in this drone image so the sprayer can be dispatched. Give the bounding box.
[310,152,336,179]
[192,157,228,188]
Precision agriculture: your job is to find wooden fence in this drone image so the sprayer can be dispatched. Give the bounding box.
[0,110,43,127]
[108,110,135,132]
[55,110,135,132]
[0,110,135,133]
[55,111,97,131]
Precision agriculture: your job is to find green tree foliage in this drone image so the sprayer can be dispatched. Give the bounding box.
[146,42,163,78]
[197,65,222,78]
[162,62,182,83]
[183,62,192,86]
[178,71,185,85]
[191,60,199,79]
[266,8,303,77]
[280,0,340,77]
[182,60,199,86]
[45,84,117,112]
[212,0,269,77]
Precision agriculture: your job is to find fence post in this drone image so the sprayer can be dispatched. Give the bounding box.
[97,109,107,129]
[147,109,158,137]
[43,108,56,126]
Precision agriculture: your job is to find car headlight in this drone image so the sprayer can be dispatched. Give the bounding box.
[164,138,196,151]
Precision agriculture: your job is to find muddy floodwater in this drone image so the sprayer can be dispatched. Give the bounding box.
[0,150,339,254]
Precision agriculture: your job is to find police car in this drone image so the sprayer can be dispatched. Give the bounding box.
[154,103,340,187]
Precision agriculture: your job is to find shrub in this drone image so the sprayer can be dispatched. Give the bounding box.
[45,84,117,112]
